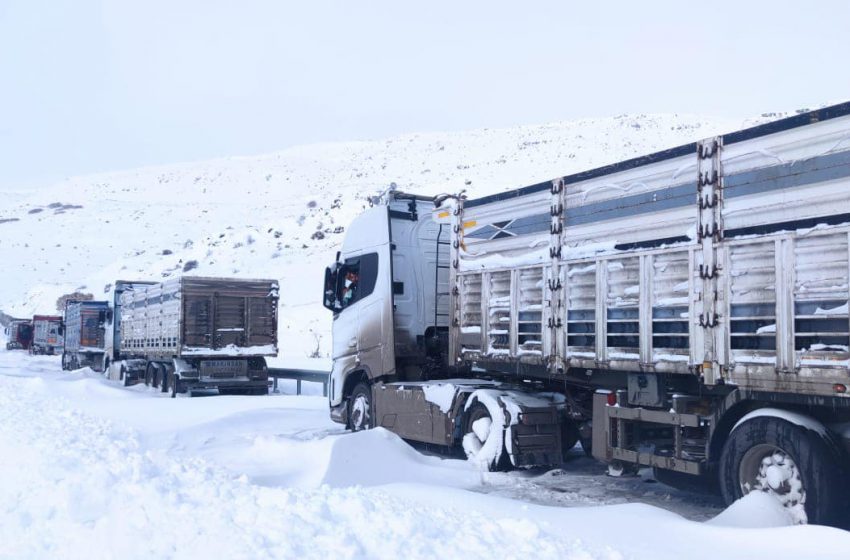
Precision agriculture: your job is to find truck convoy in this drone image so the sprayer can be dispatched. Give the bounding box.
[107,276,279,397]
[61,300,109,371]
[30,315,63,355]
[4,318,33,350]
[324,102,850,525]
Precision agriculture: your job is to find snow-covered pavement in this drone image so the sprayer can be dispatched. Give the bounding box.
[1,349,849,559]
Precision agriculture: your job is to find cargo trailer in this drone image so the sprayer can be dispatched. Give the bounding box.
[325,102,850,526]
[61,300,109,371]
[116,276,279,396]
[31,315,63,355]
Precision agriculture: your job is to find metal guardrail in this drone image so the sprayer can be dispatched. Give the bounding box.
[267,367,329,396]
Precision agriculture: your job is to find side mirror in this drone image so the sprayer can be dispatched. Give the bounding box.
[323,263,340,312]
[58,324,65,336]
[105,309,114,324]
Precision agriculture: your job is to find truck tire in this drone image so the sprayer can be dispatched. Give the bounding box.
[144,363,154,387]
[462,402,510,471]
[719,414,846,526]
[159,364,169,393]
[170,373,178,398]
[120,363,132,387]
[348,382,373,431]
[61,352,69,371]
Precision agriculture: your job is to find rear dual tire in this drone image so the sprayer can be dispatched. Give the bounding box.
[719,415,847,526]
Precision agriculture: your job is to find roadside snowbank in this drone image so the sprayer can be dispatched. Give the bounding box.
[2,351,850,559]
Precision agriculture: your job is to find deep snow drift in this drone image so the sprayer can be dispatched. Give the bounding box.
[1,348,849,559]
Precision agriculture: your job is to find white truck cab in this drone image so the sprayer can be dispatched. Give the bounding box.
[325,193,450,428]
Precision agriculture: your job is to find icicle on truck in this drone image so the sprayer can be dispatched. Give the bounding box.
[324,103,850,525]
[103,277,279,396]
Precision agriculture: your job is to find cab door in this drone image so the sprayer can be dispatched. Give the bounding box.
[332,205,396,379]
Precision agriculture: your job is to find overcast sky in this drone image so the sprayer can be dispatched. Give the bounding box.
[1,0,849,189]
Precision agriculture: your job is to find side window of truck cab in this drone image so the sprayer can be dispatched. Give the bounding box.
[337,253,379,311]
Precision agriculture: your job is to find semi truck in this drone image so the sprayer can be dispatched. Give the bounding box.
[102,280,157,380]
[61,300,109,371]
[4,318,33,350]
[30,315,63,355]
[112,276,279,397]
[324,102,850,526]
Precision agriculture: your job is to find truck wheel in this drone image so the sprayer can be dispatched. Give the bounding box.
[61,352,69,371]
[159,365,170,393]
[462,402,510,471]
[165,370,178,398]
[719,414,845,525]
[348,382,373,431]
[144,363,154,386]
[120,363,132,387]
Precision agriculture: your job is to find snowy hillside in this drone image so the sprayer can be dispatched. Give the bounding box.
[0,111,774,359]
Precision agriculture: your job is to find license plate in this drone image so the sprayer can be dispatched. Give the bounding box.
[199,360,248,378]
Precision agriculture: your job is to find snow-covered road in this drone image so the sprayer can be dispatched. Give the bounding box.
[1,349,849,559]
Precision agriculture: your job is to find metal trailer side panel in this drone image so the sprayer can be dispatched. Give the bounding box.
[64,301,109,354]
[448,105,850,399]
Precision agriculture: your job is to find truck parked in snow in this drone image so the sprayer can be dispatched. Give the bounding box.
[325,102,850,526]
[61,300,109,371]
[102,280,157,378]
[109,276,279,397]
[30,315,63,355]
[4,318,33,350]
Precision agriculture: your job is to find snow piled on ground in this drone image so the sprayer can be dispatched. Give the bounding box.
[0,112,752,359]
[2,351,849,559]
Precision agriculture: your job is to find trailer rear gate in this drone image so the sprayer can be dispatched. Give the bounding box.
[120,277,278,358]
[181,278,277,352]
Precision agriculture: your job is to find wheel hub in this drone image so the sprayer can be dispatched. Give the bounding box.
[739,443,806,522]
[350,394,369,430]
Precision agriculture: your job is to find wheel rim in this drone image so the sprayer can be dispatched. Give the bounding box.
[350,393,370,430]
[738,444,805,511]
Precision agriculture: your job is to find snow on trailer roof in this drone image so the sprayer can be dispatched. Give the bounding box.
[465,100,850,209]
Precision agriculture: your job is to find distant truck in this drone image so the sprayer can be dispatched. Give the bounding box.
[30,315,63,355]
[110,276,279,397]
[61,300,109,371]
[4,319,33,350]
[102,280,157,377]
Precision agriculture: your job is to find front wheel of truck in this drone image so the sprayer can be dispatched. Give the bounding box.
[348,382,373,431]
